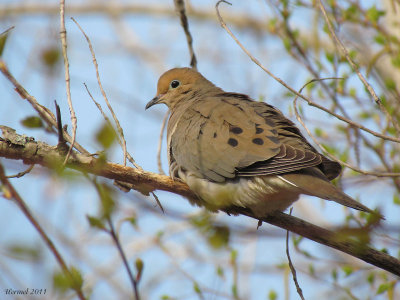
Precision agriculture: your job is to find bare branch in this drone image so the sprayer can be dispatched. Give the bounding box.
[286,208,305,300]
[174,0,197,69]
[107,216,140,300]
[5,164,34,178]
[60,0,78,166]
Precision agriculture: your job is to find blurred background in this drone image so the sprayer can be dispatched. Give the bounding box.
[0,0,399,299]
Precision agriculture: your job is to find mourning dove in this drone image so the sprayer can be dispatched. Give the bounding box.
[146,67,374,217]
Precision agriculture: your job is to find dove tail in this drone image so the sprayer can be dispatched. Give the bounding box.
[278,170,382,218]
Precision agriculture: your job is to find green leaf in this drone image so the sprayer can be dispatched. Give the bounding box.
[189,212,212,230]
[69,266,84,291]
[366,6,385,24]
[268,290,278,300]
[309,263,315,276]
[193,282,202,295]
[292,235,303,247]
[216,266,224,278]
[232,284,238,297]
[394,195,400,205]
[349,87,356,97]
[41,46,61,69]
[0,27,13,56]
[98,183,116,219]
[21,116,44,128]
[87,215,106,230]
[391,53,400,69]
[331,268,337,281]
[325,52,335,63]
[374,34,386,45]
[367,272,375,285]
[207,225,230,249]
[230,249,238,264]
[128,216,138,228]
[96,122,117,149]
[342,265,353,277]
[135,258,144,282]
[53,266,83,293]
[376,282,391,295]
[7,244,42,262]
[344,5,359,21]
[314,127,324,138]
[283,37,291,51]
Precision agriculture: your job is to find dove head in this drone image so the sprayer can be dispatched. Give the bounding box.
[146,68,220,110]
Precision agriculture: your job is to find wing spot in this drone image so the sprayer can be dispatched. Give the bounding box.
[255,127,264,134]
[252,138,264,145]
[228,138,238,147]
[230,126,243,134]
[213,132,217,138]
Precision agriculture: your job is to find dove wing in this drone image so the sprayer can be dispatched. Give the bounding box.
[168,92,340,182]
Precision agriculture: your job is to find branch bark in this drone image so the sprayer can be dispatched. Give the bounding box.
[1,125,400,277]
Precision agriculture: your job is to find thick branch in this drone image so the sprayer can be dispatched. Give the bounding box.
[1,126,400,277]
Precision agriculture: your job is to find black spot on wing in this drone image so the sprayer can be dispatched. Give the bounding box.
[252,138,264,145]
[230,126,243,134]
[228,138,238,147]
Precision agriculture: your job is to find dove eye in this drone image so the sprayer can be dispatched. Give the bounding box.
[170,80,180,89]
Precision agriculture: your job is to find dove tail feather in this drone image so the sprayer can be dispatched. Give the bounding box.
[279,170,375,214]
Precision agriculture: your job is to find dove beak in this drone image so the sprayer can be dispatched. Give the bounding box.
[145,95,163,110]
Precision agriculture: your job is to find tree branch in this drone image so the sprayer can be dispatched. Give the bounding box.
[1,126,400,277]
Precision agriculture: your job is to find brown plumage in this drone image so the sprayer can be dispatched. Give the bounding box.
[146,67,374,217]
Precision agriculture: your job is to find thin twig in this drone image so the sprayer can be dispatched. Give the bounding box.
[157,112,168,175]
[84,83,122,148]
[107,217,140,300]
[60,0,78,166]
[317,0,400,136]
[0,163,86,300]
[293,78,400,177]
[6,164,34,178]
[71,17,142,169]
[55,100,69,154]
[173,0,197,69]
[286,208,305,300]
[151,191,164,213]
[215,0,400,144]
[0,25,15,37]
